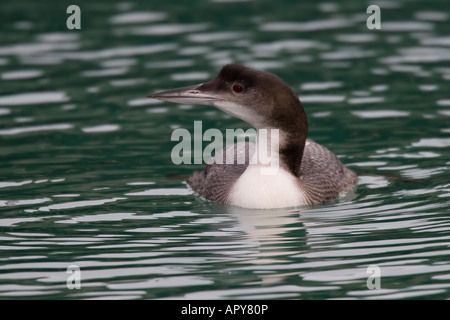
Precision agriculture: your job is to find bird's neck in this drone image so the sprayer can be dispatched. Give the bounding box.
[279,134,306,177]
[251,126,306,178]
[262,100,308,177]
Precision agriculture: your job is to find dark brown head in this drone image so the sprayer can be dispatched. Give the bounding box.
[149,63,307,134]
[149,64,310,176]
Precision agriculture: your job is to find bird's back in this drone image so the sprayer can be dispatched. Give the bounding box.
[299,140,358,204]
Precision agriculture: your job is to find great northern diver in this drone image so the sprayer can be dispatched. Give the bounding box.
[149,64,357,209]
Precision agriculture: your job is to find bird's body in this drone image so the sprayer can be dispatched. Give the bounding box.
[150,64,357,209]
[187,139,357,208]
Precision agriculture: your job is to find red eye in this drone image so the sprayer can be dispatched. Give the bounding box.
[232,84,244,93]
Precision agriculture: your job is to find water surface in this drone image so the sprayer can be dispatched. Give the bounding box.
[1,0,450,299]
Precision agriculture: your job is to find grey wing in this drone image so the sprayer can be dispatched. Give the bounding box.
[300,139,358,203]
[187,142,254,203]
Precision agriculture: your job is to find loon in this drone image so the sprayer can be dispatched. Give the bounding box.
[149,64,357,209]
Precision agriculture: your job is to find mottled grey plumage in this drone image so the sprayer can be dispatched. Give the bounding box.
[149,63,358,208]
[297,140,358,204]
[187,142,252,204]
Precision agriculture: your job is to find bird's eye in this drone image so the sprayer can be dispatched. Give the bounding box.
[232,84,244,93]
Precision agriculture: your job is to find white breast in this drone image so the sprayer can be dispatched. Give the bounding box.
[228,165,309,209]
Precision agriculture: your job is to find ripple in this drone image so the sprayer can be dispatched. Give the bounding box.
[352,161,387,167]
[109,12,167,25]
[125,188,192,196]
[348,97,386,106]
[438,110,450,116]
[300,95,345,103]
[371,151,440,159]
[419,85,438,91]
[358,175,390,189]
[335,33,377,43]
[169,285,338,300]
[100,58,136,68]
[321,49,376,60]
[389,64,423,73]
[36,33,80,43]
[0,92,69,106]
[126,182,155,186]
[81,124,121,133]
[56,212,155,224]
[147,107,168,114]
[127,227,177,233]
[0,123,73,136]
[211,0,251,2]
[0,42,80,56]
[127,98,161,107]
[82,68,128,78]
[171,72,210,81]
[301,242,446,259]
[35,198,126,212]
[0,198,51,207]
[129,23,208,36]
[146,60,193,69]
[300,81,342,91]
[0,217,42,227]
[244,60,285,70]
[381,47,450,64]
[415,11,449,21]
[187,32,247,43]
[352,110,409,118]
[0,108,10,116]
[107,275,213,289]
[110,78,146,87]
[400,167,447,179]
[311,111,331,118]
[421,36,450,46]
[381,21,434,31]
[411,138,450,148]
[437,99,450,106]
[178,46,211,56]
[370,85,389,92]
[0,180,33,188]
[1,70,43,80]
[252,40,321,56]
[260,19,353,32]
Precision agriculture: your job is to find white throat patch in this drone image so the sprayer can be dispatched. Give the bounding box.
[228,165,309,209]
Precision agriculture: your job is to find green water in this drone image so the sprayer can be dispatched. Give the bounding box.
[1,0,450,299]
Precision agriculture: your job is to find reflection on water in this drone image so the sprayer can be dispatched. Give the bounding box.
[1,0,450,299]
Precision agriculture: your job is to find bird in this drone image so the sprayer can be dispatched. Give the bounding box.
[149,63,357,209]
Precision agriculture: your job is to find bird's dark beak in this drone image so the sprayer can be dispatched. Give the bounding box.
[148,84,220,106]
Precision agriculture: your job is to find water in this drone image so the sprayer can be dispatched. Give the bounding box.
[1,0,450,300]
